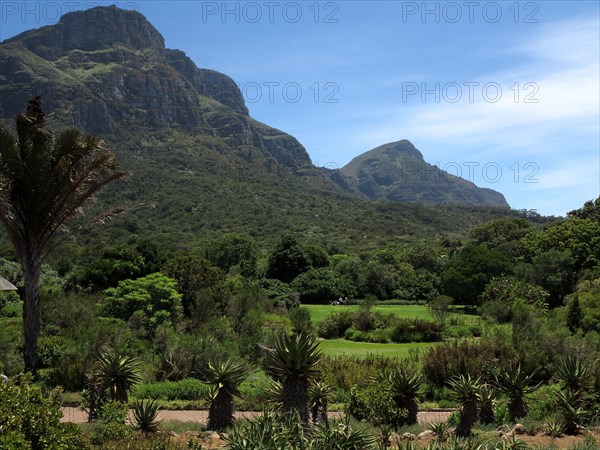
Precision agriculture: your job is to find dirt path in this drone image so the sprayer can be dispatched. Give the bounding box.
[60,407,453,425]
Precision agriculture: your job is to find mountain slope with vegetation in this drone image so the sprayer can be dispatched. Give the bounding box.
[1,6,519,254]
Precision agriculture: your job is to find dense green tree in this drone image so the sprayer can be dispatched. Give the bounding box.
[100,273,183,329]
[480,276,548,318]
[524,217,600,271]
[73,245,145,291]
[568,197,600,222]
[394,268,440,301]
[291,268,341,304]
[163,254,228,318]
[303,244,330,269]
[522,249,576,307]
[469,217,534,258]
[266,235,310,283]
[0,97,128,373]
[205,234,259,277]
[441,244,511,305]
[567,278,600,334]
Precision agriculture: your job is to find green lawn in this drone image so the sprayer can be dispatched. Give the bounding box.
[304,304,433,324]
[318,339,434,359]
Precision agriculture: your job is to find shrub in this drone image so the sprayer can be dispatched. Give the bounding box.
[422,340,515,387]
[390,319,442,343]
[135,378,209,401]
[0,374,89,449]
[317,311,354,339]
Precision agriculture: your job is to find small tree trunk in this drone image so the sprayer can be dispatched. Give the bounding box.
[21,247,42,375]
[455,400,478,437]
[208,389,234,431]
[479,402,495,425]
[509,398,527,423]
[283,376,309,424]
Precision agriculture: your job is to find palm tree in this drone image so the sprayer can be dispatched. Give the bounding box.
[96,347,143,403]
[495,365,539,423]
[448,374,481,437]
[381,367,425,426]
[200,359,249,431]
[0,97,128,373]
[264,332,321,424]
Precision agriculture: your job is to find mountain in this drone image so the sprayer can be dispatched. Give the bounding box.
[0,6,519,251]
[339,140,508,207]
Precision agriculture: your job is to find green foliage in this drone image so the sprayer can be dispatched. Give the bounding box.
[568,278,600,334]
[101,272,183,330]
[386,367,425,425]
[289,306,314,335]
[292,267,342,304]
[256,277,297,308]
[480,276,548,314]
[135,378,209,401]
[521,249,577,307]
[390,318,443,343]
[264,332,321,381]
[495,365,540,423]
[162,254,227,319]
[469,217,534,258]
[393,269,440,302]
[442,244,511,305]
[132,399,161,433]
[448,374,481,437]
[266,234,310,283]
[422,340,515,387]
[205,233,259,277]
[0,373,89,449]
[96,346,143,402]
[317,310,355,339]
[429,295,453,327]
[90,401,132,445]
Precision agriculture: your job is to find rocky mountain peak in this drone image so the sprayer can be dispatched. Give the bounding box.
[5,6,165,59]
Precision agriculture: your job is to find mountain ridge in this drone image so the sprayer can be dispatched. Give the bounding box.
[0,6,516,250]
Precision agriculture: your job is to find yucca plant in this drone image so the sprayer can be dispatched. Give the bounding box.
[309,381,331,425]
[478,384,496,425]
[199,359,249,431]
[429,421,450,442]
[264,332,321,424]
[132,399,161,434]
[495,365,539,423]
[311,417,377,449]
[376,367,425,426]
[545,420,564,438]
[448,374,481,437]
[96,347,142,402]
[555,356,592,393]
[555,388,586,435]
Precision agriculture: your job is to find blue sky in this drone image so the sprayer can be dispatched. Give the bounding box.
[1,1,599,216]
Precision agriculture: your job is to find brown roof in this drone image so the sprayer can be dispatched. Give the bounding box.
[0,276,18,291]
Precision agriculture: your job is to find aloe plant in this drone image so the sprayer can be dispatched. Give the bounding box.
[448,374,481,437]
[264,332,321,424]
[377,367,425,426]
[132,399,161,433]
[495,365,539,423]
[199,359,248,431]
[309,381,331,425]
[96,347,142,403]
[477,384,496,425]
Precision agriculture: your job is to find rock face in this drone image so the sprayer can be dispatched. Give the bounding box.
[0,6,311,171]
[0,6,509,209]
[339,140,509,207]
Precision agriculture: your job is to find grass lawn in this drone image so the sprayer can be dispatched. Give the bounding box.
[304,304,433,324]
[318,339,435,359]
